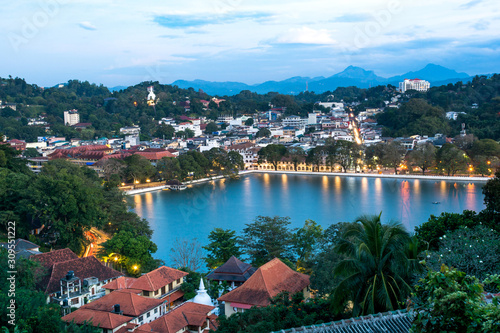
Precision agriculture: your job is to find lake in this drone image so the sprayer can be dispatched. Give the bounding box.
[130,173,485,264]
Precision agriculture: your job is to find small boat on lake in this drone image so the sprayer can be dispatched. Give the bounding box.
[432,201,441,204]
[165,179,187,191]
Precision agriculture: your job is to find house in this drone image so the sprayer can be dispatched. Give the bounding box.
[139,302,217,333]
[0,238,41,260]
[79,290,166,325]
[206,256,256,290]
[103,266,188,307]
[62,308,134,333]
[218,258,311,316]
[31,249,123,307]
[120,125,141,136]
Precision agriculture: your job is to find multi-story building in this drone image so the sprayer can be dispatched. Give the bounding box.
[63,109,80,126]
[283,115,307,129]
[399,79,430,93]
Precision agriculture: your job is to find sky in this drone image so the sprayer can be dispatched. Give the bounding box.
[1,0,499,87]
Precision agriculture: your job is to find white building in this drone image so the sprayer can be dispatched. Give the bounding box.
[63,109,80,126]
[120,125,141,135]
[446,111,466,120]
[399,79,430,93]
[175,122,202,137]
[316,102,344,111]
[283,115,307,129]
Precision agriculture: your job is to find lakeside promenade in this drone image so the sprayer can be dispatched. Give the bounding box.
[124,170,491,195]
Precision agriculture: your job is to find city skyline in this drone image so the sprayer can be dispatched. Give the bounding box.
[1,0,499,87]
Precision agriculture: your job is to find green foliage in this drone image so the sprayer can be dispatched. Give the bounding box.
[436,143,467,176]
[408,143,436,174]
[215,292,345,333]
[123,154,156,183]
[202,228,242,270]
[483,170,500,214]
[414,210,480,250]
[377,98,449,137]
[241,216,294,267]
[256,127,271,138]
[411,265,500,333]
[425,225,500,283]
[244,118,254,126]
[258,144,287,170]
[331,213,416,316]
[292,220,323,272]
[98,230,161,276]
[179,268,203,300]
[205,122,218,134]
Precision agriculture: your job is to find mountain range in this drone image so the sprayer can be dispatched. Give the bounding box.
[168,64,472,96]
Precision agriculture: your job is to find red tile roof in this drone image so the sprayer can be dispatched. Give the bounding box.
[130,266,188,292]
[43,256,123,294]
[31,248,78,268]
[218,258,310,307]
[146,302,215,333]
[102,276,137,291]
[134,151,176,161]
[81,290,164,317]
[62,308,133,330]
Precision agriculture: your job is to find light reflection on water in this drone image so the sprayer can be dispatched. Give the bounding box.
[131,174,485,265]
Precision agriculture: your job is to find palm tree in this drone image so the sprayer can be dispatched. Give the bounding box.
[331,213,415,316]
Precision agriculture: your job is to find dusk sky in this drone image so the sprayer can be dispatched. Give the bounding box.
[1,0,499,87]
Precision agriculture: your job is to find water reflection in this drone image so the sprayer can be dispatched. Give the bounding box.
[399,181,411,229]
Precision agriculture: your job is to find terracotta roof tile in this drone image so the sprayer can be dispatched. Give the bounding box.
[161,289,185,303]
[62,308,133,330]
[218,258,310,307]
[130,266,188,292]
[147,302,215,333]
[31,248,78,268]
[81,290,164,317]
[43,256,123,294]
[102,276,137,291]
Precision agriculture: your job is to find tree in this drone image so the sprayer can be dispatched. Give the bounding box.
[483,170,500,214]
[241,216,294,267]
[287,146,305,171]
[154,124,175,139]
[98,158,126,182]
[292,220,322,272]
[185,128,195,138]
[98,230,161,276]
[411,265,500,333]
[256,128,271,138]
[169,238,204,271]
[331,213,415,316]
[205,122,218,134]
[414,210,480,250]
[436,143,467,176]
[202,228,242,269]
[408,143,436,175]
[244,117,254,126]
[332,140,361,173]
[381,141,406,174]
[425,225,500,282]
[306,146,323,172]
[156,157,181,181]
[123,154,156,182]
[310,223,349,296]
[258,144,287,170]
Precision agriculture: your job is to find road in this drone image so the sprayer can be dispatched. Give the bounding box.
[83,227,110,257]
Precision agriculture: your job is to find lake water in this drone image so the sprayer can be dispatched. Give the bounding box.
[130,173,485,264]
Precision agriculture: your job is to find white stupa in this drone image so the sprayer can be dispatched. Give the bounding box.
[192,279,213,306]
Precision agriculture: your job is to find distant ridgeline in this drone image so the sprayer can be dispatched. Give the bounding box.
[0,70,499,142]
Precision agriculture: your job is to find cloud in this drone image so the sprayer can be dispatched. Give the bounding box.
[153,12,272,29]
[459,0,483,9]
[274,27,336,45]
[78,21,97,31]
[331,13,370,23]
[471,21,489,31]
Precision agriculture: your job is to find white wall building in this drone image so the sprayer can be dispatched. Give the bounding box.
[283,115,307,129]
[120,125,141,135]
[63,109,80,126]
[399,79,430,93]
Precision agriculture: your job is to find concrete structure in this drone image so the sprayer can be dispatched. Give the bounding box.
[283,115,307,129]
[399,79,430,93]
[63,109,80,126]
